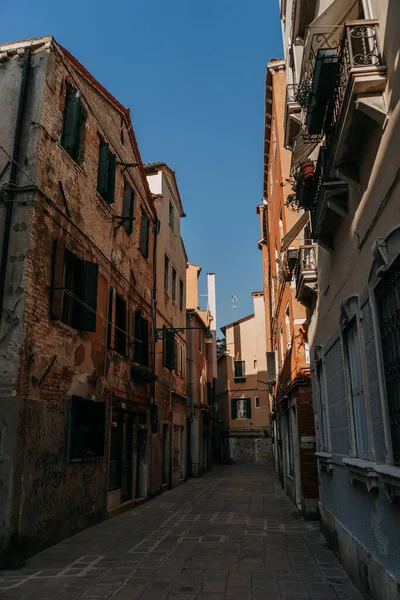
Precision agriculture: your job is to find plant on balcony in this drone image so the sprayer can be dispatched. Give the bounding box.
[294,79,313,108]
[285,164,316,211]
[285,169,302,211]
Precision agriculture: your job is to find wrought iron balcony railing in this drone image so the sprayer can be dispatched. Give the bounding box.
[325,20,384,150]
[294,245,318,305]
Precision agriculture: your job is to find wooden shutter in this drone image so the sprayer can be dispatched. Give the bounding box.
[142,317,149,367]
[108,287,116,349]
[246,398,252,419]
[166,331,174,371]
[139,213,149,258]
[231,398,237,420]
[133,310,141,363]
[123,185,134,234]
[81,261,98,332]
[97,141,109,197]
[61,89,82,161]
[107,151,116,204]
[51,238,65,320]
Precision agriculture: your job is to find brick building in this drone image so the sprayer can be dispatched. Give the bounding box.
[215,292,271,464]
[145,162,188,492]
[258,59,318,517]
[0,36,156,563]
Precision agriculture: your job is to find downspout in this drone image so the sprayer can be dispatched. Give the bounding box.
[149,217,159,496]
[0,50,31,324]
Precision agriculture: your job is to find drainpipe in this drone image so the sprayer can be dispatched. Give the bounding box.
[149,217,159,497]
[187,311,196,476]
[0,50,31,325]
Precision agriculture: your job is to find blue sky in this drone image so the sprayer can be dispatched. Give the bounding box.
[0,0,283,335]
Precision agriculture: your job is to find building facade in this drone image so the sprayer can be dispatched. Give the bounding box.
[145,162,188,492]
[186,264,215,477]
[259,59,318,517]
[280,0,400,596]
[216,292,271,464]
[0,37,156,563]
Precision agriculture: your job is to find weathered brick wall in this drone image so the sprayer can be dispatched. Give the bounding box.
[1,39,156,559]
[227,436,272,464]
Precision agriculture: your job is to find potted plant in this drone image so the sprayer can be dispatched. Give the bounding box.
[295,79,313,109]
[299,160,315,185]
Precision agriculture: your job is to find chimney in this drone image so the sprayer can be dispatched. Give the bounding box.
[207,273,217,379]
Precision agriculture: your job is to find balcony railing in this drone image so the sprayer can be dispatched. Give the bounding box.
[284,84,301,148]
[325,20,384,151]
[294,245,318,306]
[299,20,385,146]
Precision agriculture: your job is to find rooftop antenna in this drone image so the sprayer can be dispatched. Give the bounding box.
[232,295,238,322]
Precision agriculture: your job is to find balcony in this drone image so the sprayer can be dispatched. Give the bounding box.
[299,20,386,167]
[294,245,318,306]
[325,20,387,184]
[284,84,302,149]
[310,148,348,253]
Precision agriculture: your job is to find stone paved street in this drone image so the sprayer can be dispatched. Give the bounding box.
[0,465,364,600]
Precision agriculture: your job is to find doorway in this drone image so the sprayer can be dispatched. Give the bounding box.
[162,424,170,486]
[121,412,133,503]
[135,428,147,499]
[290,403,302,510]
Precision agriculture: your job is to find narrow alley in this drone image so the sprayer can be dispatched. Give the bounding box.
[0,466,364,600]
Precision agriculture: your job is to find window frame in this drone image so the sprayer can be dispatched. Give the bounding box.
[169,201,174,232]
[122,181,135,235]
[339,297,372,460]
[139,211,150,259]
[314,346,331,454]
[172,267,177,303]
[97,138,116,204]
[164,254,170,294]
[255,396,260,409]
[234,360,246,382]
[61,84,86,164]
[232,397,251,420]
[179,279,184,312]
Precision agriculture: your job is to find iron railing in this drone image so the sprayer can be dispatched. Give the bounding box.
[325,20,383,149]
[294,245,317,287]
[284,83,299,139]
[309,147,328,234]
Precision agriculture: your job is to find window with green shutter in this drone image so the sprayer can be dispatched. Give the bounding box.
[50,242,98,332]
[97,140,116,204]
[61,86,83,162]
[134,310,149,366]
[122,182,134,235]
[139,211,150,258]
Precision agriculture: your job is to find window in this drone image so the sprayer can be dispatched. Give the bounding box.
[315,359,329,452]
[61,85,85,163]
[164,255,170,293]
[162,327,174,371]
[376,258,400,465]
[198,329,203,353]
[122,182,134,235]
[133,310,149,366]
[234,360,246,382]
[231,398,251,419]
[344,322,368,457]
[97,139,116,204]
[179,279,184,312]
[255,396,260,409]
[169,202,174,232]
[172,267,177,303]
[68,396,105,461]
[139,211,150,258]
[179,344,185,377]
[51,239,98,332]
[107,288,127,356]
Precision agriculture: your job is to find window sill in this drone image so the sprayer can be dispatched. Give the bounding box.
[375,464,400,503]
[315,451,333,475]
[342,457,379,492]
[59,143,86,175]
[234,377,246,383]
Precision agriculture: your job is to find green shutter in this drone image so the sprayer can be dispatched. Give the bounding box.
[139,213,149,258]
[123,185,134,234]
[142,317,149,366]
[97,141,109,197]
[246,398,252,419]
[166,330,175,371]
[106,151,116,204]
[61,89,82,161]
[80,261,98,332]
[50,238,65,320]
[231,399,237,420]
[133,310,142,363]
